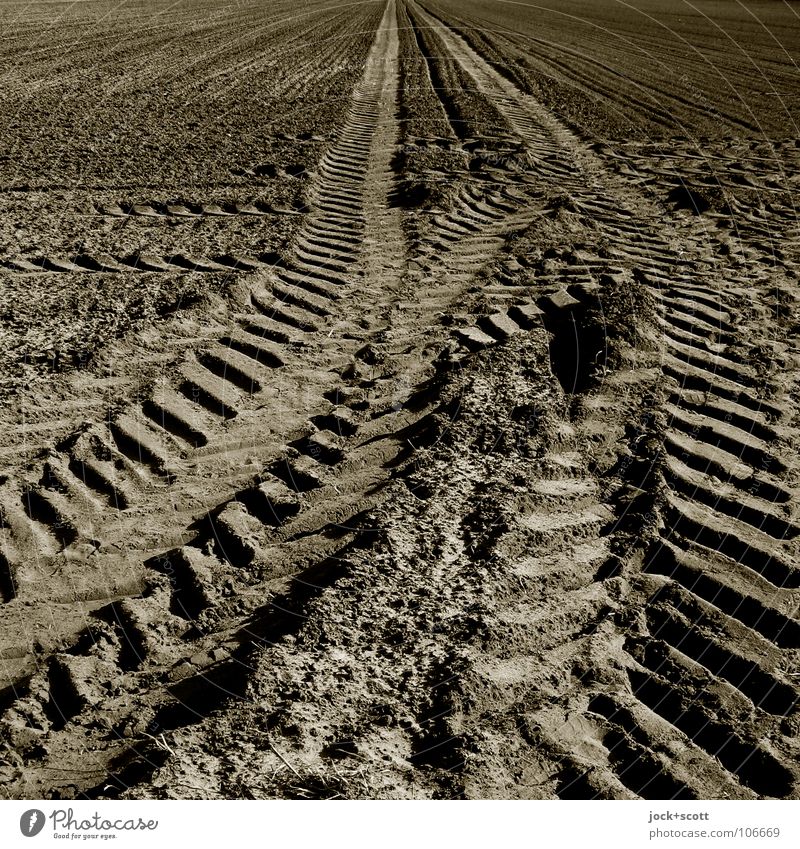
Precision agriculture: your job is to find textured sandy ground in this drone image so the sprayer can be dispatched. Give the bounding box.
[1,0,799,801]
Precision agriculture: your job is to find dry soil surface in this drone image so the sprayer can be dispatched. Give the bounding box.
[1,0,799,800]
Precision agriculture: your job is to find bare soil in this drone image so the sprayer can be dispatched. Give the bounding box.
[1,0,799,800]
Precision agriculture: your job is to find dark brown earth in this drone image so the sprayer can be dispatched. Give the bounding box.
[1,0,799,800]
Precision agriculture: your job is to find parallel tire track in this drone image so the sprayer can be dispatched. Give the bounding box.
[412,0,800,799]
[2,251,291,274]
[3,0,797,801]
[1,0,491,800]
[0,0,405,751]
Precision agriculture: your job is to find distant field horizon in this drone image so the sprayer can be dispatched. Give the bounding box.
[1,0,798,805]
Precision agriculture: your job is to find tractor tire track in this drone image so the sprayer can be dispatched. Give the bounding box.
[0,0,406,772]
[0,0,488,800]
[410,0,800,799]
[0,0,562,798]
[3,0,797,802]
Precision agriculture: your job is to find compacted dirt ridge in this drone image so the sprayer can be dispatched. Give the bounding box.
[0,0,799,799]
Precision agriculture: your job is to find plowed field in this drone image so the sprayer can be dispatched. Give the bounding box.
[1,0,799,800]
